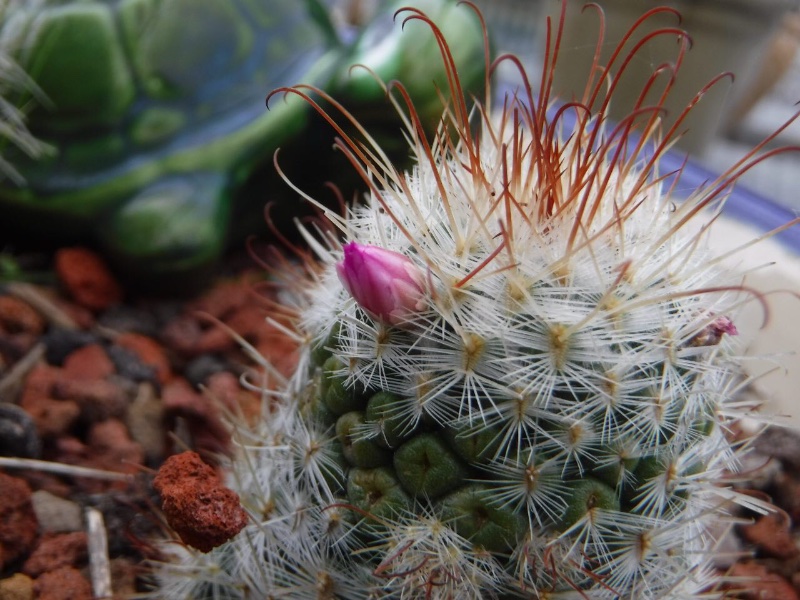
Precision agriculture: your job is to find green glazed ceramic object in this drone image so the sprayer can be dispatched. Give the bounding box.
[0,0,485,283]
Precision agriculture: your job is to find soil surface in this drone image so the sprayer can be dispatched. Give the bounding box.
[0,246,798,599]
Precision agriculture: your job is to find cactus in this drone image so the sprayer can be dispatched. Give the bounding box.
[150,3,793,599]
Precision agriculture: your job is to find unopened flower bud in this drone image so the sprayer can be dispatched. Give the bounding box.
[336,242,426,325]
[687,315,738,347]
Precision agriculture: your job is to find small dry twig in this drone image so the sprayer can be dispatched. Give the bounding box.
[86,506,113,599]
[0,456,133,481]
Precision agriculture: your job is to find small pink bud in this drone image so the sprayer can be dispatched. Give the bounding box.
[688,315,738,347]
[336,242,426,325]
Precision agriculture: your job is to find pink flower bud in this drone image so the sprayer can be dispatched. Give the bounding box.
[687,315,738,347]
[336,242,426,325]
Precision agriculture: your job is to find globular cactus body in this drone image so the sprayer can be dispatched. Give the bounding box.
[151,3,792,599]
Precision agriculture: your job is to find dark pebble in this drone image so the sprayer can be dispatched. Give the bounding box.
[0,402,41,458]
[150,302,184,327]
[42,328,99,365]
[184,354,230,387]
[106,345,158,386]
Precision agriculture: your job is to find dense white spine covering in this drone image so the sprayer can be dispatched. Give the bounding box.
[151,4,791,598]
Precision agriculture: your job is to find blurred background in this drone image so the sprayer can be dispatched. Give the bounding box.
[332,0,800,213]
[475,0,800,216]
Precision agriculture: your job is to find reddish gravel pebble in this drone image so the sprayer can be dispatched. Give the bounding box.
[16,471,72,499]
[20,393,81,439]
[159,279,249,357]
[740,512,799,560]
[54,247,123,312]
[114,332,172,384]
[62,343,115,380]
[162,313,235,356]
[726,562,800,600]
[49,425,143,494]
[189,278,251,320]
[22,532,88,577]
[153,451,247,553]
[161,274,291,360]
[20,364,82,437]
[53,377,129,422]
[162,378,230,456]
[0,473,39,571]
[20,363,63,397]
[154,450,219,488]
[86,419,144,474]
[33,566,92,600]
[0,295,46,335]
[257,319,300,379]
[205,371,261,423]
[161,314,207,356]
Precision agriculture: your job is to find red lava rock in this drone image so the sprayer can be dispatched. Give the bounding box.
[725,562,799,600]
[153,451,248,553]
[740,512,799,559]
[0,472,39,570]
[0,295,46,335]
[20,365,80,437]
[205,371,261,423]
[51,432,135,495]
[51,438,91,484]
[86,419,144,473]
[161,314,206,356]
[196,326,237,355]
[52,377,128,422]
[163,378,230,456]
[223,304,265,341]
[55,436,88,458]
[203,371,242,413]
[62,344,115,380]
[21,363,63,398]
[162,275,274,358]
[55,247,123,312]
[256,319,300,379]
[16,471,72,499]
[162,313,235,356]
[20,394,81,439]
[154,449,218,488]
[114,332,171,384]
[163,304,299,376]
[189,279,250,319]
[33,566,92,600]
[22,531,87,577]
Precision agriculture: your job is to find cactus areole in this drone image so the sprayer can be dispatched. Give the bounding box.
[151,2,797,599]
